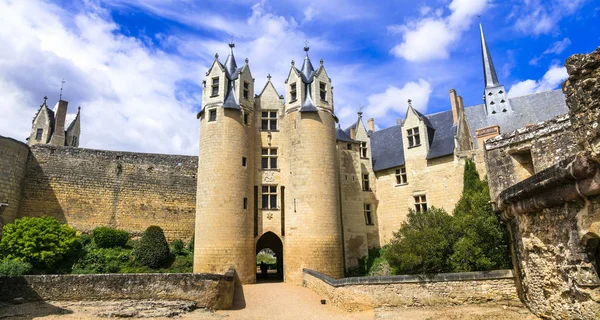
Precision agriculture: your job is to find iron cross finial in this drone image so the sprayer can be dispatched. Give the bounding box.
[267,74,272,80]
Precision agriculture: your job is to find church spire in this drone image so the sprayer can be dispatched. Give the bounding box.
[479,23,499,88]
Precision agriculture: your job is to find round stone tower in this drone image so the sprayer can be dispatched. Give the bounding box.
[194,43,255,283]
[282,47,344,283]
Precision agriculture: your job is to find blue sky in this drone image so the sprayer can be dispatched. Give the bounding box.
[0,0,598,155]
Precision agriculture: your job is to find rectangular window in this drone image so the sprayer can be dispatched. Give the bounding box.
[261,111,277,131]
[360,142,368,158]
[362,173,370,191]
[364,204,373,225]
[407,127,421,147]
[71,136,78,146]
[290,83,297,101]
[319,82,327,100]
[395,166,407,185]
[262,185,277,209]
[414,195,427,212]
[244,112,249,125]
[36,128,43,141]
[211,77,219,96]
[209,109,217,122]
[261,148,278,169]
[243,197,248,210]
[242,157,247,167]
[243,81,250,100]
[347,143,352,150]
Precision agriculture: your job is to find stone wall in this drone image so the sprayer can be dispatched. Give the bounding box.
[18,145,197,240]
[0,136,30,231]
[302,269,520,312]
[0,269,236,310]
[485,48,600,320]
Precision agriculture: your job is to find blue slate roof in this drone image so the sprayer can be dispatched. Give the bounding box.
[464,90,568,148]
[424,110,456,160]
[336,127,356,143]
[371,125,405,172]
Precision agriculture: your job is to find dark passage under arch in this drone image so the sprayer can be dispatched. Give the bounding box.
[256,231,283,282]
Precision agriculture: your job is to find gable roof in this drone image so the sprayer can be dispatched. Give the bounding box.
[371,125,405,171]
[464,90,568,147]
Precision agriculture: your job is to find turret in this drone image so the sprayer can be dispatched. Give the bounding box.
[194,42,256,283]
[282,47,344,283]
[480,23,511,115]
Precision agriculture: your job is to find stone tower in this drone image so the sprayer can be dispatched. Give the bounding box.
[282,46,344,283]
[479,23,511,114]
[194,43,256,283]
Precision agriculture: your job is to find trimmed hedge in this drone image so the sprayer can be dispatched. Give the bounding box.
[92,227,129,249]
[135,226,171,268]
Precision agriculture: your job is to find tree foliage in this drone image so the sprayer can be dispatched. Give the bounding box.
[134,226,171,268]
[0,260,33,276]
[385,207,456,274]
[92,227,129,248]
[384,159,511,275]
[0,216,78,270]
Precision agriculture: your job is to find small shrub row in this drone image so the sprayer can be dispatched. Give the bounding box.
[92,227,129,248]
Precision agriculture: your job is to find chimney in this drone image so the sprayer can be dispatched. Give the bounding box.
[350,127,356,139]
[449,89,459,125]
[367,118,375,132]
[50,100,68,146]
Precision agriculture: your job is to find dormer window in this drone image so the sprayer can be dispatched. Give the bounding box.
[243,81,250,100]
[360,142,368,159]
[35,128,43,141]
[407,127,420,147]
[211,77,219,96]
[319,82,327,100]
[290,83,297,101]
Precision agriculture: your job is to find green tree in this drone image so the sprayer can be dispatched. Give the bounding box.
[449,159,511,272]
[92,227,129,248]
[0,216,79,270]
[134,226,171,268]
[384,206,456,274]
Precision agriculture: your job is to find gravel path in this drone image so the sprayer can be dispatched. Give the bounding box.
[0,282,538,320]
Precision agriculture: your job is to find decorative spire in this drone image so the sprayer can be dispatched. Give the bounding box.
[479,23,500,88]
[224,40,238,80]
[300,44,315,83]
[42,96,48,106]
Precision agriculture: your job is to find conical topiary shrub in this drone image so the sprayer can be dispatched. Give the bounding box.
[135,225,171,268]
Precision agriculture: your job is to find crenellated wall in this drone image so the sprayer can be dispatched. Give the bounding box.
[18,145,197,240]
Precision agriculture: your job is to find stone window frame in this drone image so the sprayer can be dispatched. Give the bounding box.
[319,81,327,101]
[261,185,278,210]
[414,194,427,212]
[407,127,421,148]
[261,111,278,131]
[347,143,352,150]
[364,203,374,225]
[261,148,278,170]
[360,141,368,159]
[35,128,43,141]
[211,77,219,97]
[395,166,408,185]
[243,81,250,100]
[208,109,217,122]
[362,173,370,192]
[290,83,297,102]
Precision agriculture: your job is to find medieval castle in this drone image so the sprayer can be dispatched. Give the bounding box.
[0,24,569,284]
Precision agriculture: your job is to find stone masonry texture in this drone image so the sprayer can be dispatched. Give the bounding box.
[18,144,197,241]
[0,136,29,230]
[485,48,600,320]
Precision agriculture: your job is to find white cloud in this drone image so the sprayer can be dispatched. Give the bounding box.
[390,0,487,62]
[543,38,571,55]
[365,79,432,119]
[507,65,568,98]
[0,0,201,155]
[513,0,586,36]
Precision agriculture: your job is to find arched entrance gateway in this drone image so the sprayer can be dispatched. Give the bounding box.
[255,232,283,282]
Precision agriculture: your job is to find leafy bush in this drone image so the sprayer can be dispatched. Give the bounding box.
[166,254,193,273]
[385,206,456,274]
[92,227,129,249]
[135,226,171,268]
[172,239,185,256]
[0,216,78,270]
[187,236,194,252]
[71,247,132,274]
[0,260,33,276]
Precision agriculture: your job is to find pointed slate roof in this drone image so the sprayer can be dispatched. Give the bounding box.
[224,43,239,80]
[336,125,356,143]
[480,24,500,88]
[300,46,315,83]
